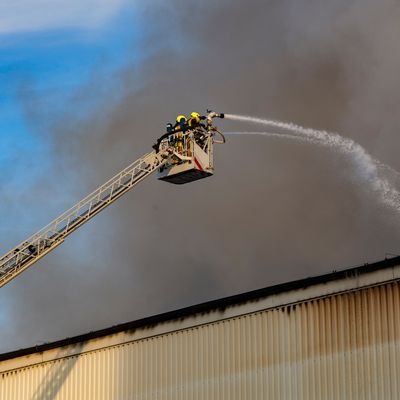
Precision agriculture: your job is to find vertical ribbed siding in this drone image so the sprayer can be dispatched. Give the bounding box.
[1,281,400,399]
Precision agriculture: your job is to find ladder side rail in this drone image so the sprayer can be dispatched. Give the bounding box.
[52,164,156,239]
[49,168,150,239]
[33,151,156,239]
[0,152,167,287]
[2,151,155,257]
[50,154,158,237]
[0,241,65,288]
[0,151,155,264]
[0,152,159,262]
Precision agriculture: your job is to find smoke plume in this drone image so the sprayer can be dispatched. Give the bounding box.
[1,0,400,352]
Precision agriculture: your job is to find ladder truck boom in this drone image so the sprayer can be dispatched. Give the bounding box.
[0,151,167,288]
[0,111,225,288]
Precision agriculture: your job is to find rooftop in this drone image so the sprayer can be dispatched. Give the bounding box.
[1,255,400,362]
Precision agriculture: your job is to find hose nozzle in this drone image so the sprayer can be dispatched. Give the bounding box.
[206,111,225,124]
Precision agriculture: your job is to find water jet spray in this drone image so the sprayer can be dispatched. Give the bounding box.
[225,114,400,213]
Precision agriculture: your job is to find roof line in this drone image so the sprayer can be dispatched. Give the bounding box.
[1,256,400,362]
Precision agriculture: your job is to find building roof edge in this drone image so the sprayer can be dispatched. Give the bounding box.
[2,256,399,362]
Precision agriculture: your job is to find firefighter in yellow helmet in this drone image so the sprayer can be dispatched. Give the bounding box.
[188,111,206,128]
[174,115,187,132]
[172,115,186,155]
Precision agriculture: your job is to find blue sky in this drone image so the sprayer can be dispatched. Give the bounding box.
[0,1,141,240]
[0,0,143,327]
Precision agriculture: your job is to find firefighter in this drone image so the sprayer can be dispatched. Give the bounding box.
[186,112,203,158]
[188,111,206,129]
[166,123,173,134]
[171,115,186,156]
[176,131,184,154]
[174,115,188,132]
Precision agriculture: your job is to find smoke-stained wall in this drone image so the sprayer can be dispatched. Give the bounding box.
[2,261,400,400]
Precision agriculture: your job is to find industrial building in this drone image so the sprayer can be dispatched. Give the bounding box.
[1,256,400,399]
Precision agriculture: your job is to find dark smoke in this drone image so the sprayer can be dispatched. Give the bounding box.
[1,0,400,352]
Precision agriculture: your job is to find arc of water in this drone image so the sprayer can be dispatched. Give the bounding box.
[225,114,400,212]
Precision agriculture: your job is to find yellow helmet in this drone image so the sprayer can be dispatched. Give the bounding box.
[176,115,187,123]
[190,111,201,123]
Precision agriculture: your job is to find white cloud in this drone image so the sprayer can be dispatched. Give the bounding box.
[0,0,128,34]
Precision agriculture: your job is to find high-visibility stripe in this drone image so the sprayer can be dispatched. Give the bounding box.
[194,158,203,171]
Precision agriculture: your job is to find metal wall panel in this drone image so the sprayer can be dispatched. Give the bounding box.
[1,281,400,399]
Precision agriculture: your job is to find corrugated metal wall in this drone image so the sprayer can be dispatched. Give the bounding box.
[1,281,400,399]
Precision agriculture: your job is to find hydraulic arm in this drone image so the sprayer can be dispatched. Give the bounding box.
[0,151,167,288]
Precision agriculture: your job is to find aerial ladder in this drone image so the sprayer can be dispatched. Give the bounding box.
[0,111,225,288]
